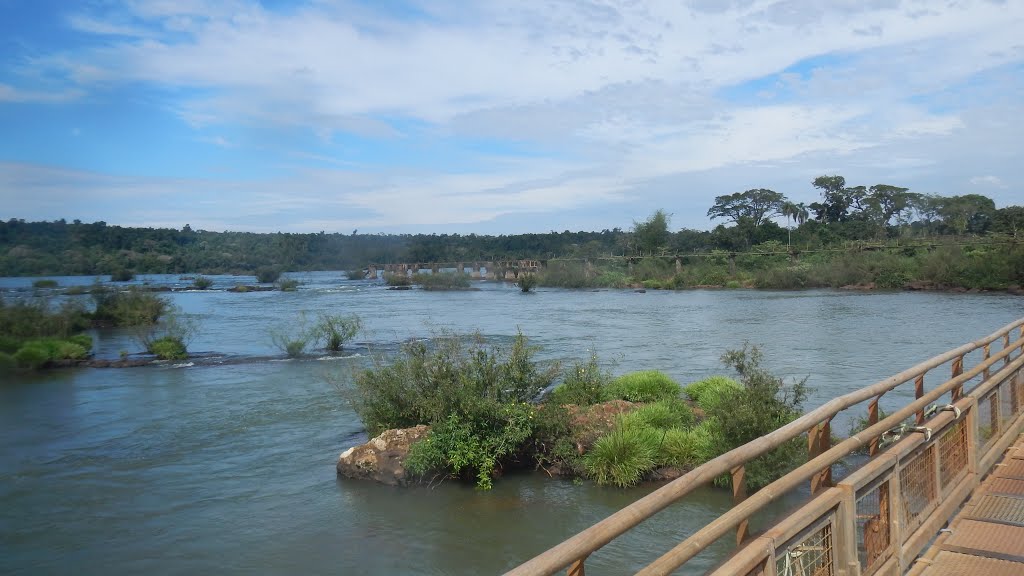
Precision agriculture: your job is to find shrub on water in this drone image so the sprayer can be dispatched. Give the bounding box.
[32,279,59,289]
[314,313,361,351]
[277,278,300,291]
[67,333,93,352]
[684,375,742,412]
[384,273,412,287]
[517,273,537,292]
[547,352,610,406]
[147,336,188,360]
[192,276,214,290]
[92,287,167,326]
[607,370,682,403]
[13,341,52,369]
[255,267,281,283]
[414,272,471,290]
[584,425,660,487]
[55,340,88,360]
[110,268,134,282]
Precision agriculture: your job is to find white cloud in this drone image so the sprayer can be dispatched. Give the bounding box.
[969,175,1007,189]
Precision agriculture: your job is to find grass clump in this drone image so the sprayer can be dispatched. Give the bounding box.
[657,424,717,468]
[606,370,682,403]
[192,276,213,290]
[414,272,472,290]
[147,336,188,360]
[138,309,196,360]
[32,279,59,288]
[255,267,281,283]
[584,425,661,488]
[0,297,94,372]
[91,286,167,327]
[384,273,412,287]
[684,375,743,412]
[517,274,537,292]
[618,399,694,431]
[314,313,361,351]
[277,278,300,291]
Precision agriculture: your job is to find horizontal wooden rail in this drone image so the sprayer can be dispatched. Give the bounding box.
[505,317,1024,576]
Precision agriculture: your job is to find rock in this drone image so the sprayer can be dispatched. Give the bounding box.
[1008,285,1024,296]
[336,425,430,485]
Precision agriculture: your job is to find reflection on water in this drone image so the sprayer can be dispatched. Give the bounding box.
[2,273,1022,574]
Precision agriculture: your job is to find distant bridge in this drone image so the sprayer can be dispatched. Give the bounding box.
[362,260,543,280]
[507,318,1024,576]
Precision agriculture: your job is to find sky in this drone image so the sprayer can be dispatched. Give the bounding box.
[0,0,1021,234]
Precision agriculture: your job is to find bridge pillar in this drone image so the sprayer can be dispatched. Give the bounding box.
[366,266,376,279]
[485,262,495,280]
[675,258,682,274]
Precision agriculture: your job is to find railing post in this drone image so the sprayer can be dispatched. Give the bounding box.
[1006,333,1012,366]
[809,420,832,493]
[731,465,749,546]
[952,355,964,400]
[567,557,587,576]
[983,343,991,380]
[868,397,881,456]
[915,374,926,424]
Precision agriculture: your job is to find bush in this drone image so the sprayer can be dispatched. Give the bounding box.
[703,344,809,491]
[584,425,660,487]
[606,370,682,403]
[684,375,743,411]
[414,272,471,290]
[657,424,717,468]
[278,278,300,292]
[347,269,365,280]
[110,268,134,282]
[192,276,214,290]
[148,336,188,360]
[354,331,560,488]
[314,313,361,351]
[271,324,313,357]
[385,273,412,287]
[92,287,167,326]
[32,279,59,288]
[539,262,595,288]
[256,267,281,283]
[547,352,610,406]
[517,273,537,292]
[13,342,51,369]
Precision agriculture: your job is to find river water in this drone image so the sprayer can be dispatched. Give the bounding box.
[2,273,1022,575]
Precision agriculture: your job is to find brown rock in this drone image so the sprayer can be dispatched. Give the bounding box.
[336,425,430,485]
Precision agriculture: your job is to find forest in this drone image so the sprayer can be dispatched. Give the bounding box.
[1,174,1021,278]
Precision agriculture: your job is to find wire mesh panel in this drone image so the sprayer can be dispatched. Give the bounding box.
[938,419,969,493]
[1000,378,1015,426]
[977,391,999,451]
[1011,369,1022,415]
[743,558,769,576]
[856,480,891,574]
[775,517,834,576]
[900,445,937,534]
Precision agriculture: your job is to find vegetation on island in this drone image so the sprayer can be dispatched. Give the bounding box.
[2,175,1020,293]
[349,331,809,490]
[271,312,362,358]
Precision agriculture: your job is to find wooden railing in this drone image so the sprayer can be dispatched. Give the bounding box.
[506,317,1024,576]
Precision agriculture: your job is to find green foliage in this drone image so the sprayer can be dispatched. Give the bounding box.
[617,399,694,431]
[384,273,412,287]
[606,370,682,403]
[517,273,537,292]
[703,344,810,491]
[256,267,281,283]
[10,338,88,369]
[584,425,660,487]
[32,279,59,288]
[91,287,167,327]
[278,278,300,291]
[548,352,611,406]
[413,272,471,290]
[314,313,361,351]
[538,262,595,288]
[0,297,93,371]
[192,276,213,289]
[110,268,134,282]
[633,209,671,255]
[0,352,14,373]
[147,336,188,360]
[684,375,743,412]
[657,424,717,468]
[270,318,313,357]
[354,331,560,488]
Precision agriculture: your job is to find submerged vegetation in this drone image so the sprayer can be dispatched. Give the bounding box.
[349,331,810,491]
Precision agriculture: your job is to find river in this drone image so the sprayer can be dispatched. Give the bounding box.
[2,272,1022,575]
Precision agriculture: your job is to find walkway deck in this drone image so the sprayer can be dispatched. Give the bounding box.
[909,432,1024,576]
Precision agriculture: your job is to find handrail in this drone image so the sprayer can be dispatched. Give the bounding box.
[505,316,1024,576]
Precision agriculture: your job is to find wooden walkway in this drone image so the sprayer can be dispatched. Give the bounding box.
[909,432,1024,576]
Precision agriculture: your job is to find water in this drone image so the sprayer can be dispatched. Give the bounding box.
[2,273,1022,575]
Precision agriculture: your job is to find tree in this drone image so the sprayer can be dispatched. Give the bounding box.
[707,189,787,228]
[864,185,917,227]
[780,202,809,246]
[936,194,996,235]
[633,209,671,255]
[993,206,1024,237]
[809,175,850,223]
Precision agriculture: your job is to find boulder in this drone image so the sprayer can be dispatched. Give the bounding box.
[336,425,430,485]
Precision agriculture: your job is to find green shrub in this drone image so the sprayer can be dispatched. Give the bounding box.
[618,399,694,431]
[414,272,471,290]
[548,352,610,406]
[607,370,682,403]
[110,268,134,282]
[684,375,743,411]
[538,262,594,288]
[92,287,167,326]
[55,341,88,360]
[67,333,93,351]
[517,273,537,292]
[278,278,300,291]
[256,267,281,283]
[13,342,52,369]
[584,425,660,487]
[703,344,809,491]
[0,352,15,373]
[148,336,188,360]
[314,313,361,351]
[32,279,59,288]
[347,269,365,280]
[192,276,214,290]
[593,270,630,288]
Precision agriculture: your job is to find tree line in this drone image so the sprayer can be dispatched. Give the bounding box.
[1,174,1020,277]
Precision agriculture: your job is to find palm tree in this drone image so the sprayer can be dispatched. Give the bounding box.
[781,202,809,247]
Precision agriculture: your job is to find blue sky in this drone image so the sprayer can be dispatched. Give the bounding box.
[1,0,1021,234]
